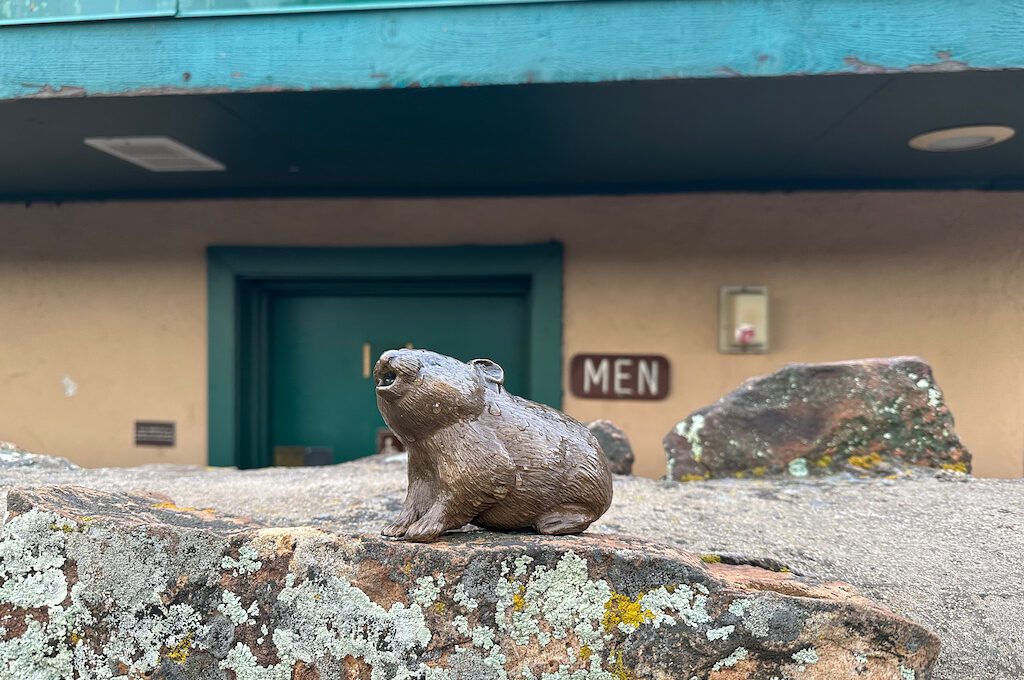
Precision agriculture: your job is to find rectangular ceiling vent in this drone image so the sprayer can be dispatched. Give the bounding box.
[84,136,226,172]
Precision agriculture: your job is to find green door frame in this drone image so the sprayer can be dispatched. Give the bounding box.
[207,243,564,468]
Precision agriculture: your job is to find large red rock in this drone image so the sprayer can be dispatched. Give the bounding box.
[0,485,938,679]
[664,356,971,481]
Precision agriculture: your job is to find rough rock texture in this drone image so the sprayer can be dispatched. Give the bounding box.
[664,357,970,481]
[0,485,937,679]
[0,458,1019,678]
[0,441,77,470]
[587,420,635,475]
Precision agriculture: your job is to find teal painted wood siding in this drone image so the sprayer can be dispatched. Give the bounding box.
[0,0,174,25]
[0,0,576,25]
[179,0,580,19]
[3,0,1024,99]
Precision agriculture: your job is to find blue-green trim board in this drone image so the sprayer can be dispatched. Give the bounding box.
[4,0,1024,99]
[0,0,580,26]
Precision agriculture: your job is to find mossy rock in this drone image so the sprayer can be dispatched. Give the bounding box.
[664,356,971,481]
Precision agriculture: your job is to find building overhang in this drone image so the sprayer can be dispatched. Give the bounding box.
[4,0,1024,199]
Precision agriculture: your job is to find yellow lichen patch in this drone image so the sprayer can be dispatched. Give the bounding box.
[816,455,833,468]
[678,473,709,482]
[580,646,592,663]
[152,501,199,512]
[433,602,446,615]
[700,554,722,564]
[848,452,883,469]
[734,471,747,479]
[942,462,968,473]
[69,632,81,645]
[610,650,634,680]
[602,592,653,632]
[166,633,193,664]
[512,585,526,612]
[751,466,767,477]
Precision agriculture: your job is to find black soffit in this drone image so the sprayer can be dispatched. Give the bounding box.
[3,70,1024,201]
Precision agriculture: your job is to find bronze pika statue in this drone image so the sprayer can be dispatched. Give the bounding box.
[375,348,614,543]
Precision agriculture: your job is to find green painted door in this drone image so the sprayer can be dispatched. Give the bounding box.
[267,278,529,465]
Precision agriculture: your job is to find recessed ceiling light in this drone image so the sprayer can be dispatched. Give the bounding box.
[83,136,225,172]
[908,125,1015,153]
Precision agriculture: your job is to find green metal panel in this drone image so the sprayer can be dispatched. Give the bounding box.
[0,0,173,25]
[207,244,563,468]
[268,281,529,466]
[179,0,580,18]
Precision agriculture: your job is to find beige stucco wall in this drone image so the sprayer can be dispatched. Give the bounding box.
[0,192,1021,478]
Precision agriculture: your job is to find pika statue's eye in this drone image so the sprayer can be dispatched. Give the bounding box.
[378,371,398,387]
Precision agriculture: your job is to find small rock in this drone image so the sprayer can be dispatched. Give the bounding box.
[588,419,635,475]
[664,356,970,481]
[0,441,78,470]
[0,486,939,679]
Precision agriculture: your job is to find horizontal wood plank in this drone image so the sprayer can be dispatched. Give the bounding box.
[2,0,1024,99]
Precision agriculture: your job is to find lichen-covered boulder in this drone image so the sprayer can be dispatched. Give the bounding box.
[0,441,78,470]
[664,356,971,481]
[587,420,635,475]
[0,485,938,679]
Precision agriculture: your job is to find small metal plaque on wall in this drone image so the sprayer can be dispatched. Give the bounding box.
[135,421,176,447]
[570,354,670,400]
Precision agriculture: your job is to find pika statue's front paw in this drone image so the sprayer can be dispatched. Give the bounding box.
[381,521,411,538]
[401,517,447,543]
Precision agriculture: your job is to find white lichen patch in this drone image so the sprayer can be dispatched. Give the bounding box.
[712,646,748,671]
[487,550,728,679]
[674,415,706,460]
[219,590,251,625]
[453,583,479,611]
[222,641,292,680]
[497,551,610,650]
[412,575,445,608]
[222,543,263,575]
[259,569,434,680]
[641,584,711,629]
[900,666,916,680]
[0,618,74,680]
[0,507,211,679]
[792,647,819,664]
[706,625,734,641]
[0,566,67,608]
[728,598,752,617]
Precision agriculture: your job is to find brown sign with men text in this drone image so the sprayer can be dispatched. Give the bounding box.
[569,354,670,400]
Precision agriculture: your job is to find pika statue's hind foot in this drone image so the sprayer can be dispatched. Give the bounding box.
[534,508,597,536]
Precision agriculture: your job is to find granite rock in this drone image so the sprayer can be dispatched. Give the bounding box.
[588,419,635,475]
[0,485,938,679]
[664,356,970,481]
[0,441,77,470]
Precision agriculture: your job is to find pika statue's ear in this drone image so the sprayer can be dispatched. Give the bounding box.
[470,358,505,393]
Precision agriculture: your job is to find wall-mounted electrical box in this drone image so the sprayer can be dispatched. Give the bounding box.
[719,285,769,353]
